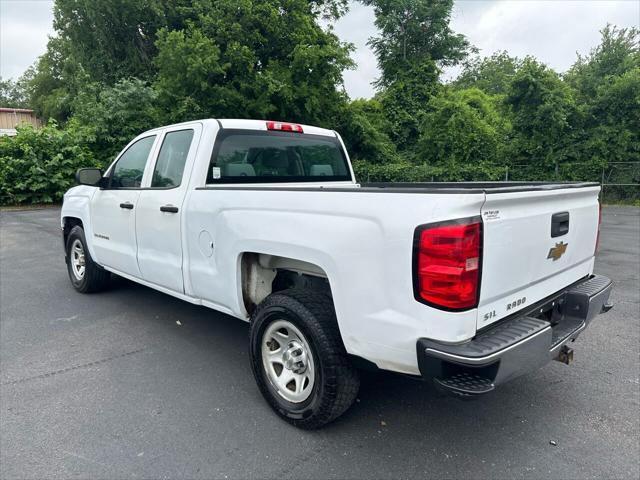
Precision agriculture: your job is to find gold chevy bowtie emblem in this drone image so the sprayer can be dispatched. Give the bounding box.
[547,241,568,261]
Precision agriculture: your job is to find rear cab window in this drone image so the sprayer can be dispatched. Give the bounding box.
[206,130,352,184]
[151,129,195,188]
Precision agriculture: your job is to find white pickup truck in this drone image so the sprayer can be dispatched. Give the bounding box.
[62,119,613,428]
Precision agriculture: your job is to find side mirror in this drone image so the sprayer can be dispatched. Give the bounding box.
[76,168,104,187]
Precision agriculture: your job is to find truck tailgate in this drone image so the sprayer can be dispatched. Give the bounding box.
[478,185,601,329]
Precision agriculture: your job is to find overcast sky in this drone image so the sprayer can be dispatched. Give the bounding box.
[1,0,639,99]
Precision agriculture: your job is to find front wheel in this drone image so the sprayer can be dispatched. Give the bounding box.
[249,289,360,429]
[65,226,111,293]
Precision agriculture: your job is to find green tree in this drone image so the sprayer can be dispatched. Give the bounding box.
[377,59,440,148]
[565,25,639,170]
[50,0,183,84]
[0,77,29,108]
[72,78,161,163]
[417,88,507,172]
[26,0,189,120]
[7,0,638,202]
[503,58,578,173]
[565,25,639,102]
[452,51,522,96]
[335,99,398,163]
[361,0,473,154]
[26,0,353,124]
[362,0,474,87]
[153,0,354,125]
[24,36,90,122]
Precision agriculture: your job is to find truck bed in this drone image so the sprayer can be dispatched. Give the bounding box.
[198,181,600,194]
[361,182,600,194]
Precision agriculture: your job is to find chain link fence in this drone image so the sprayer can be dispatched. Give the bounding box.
[354,160,639,203]
[503,161,639,203]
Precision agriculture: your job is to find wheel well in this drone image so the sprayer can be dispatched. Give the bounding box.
[241,253,332,314]
[62,217,83,247]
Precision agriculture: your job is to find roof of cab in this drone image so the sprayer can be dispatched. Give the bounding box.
[144,118,336,137]
[217,119,336,137]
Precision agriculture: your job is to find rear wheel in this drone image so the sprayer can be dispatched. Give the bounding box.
[66,226,110,293]
[249,289,360,429]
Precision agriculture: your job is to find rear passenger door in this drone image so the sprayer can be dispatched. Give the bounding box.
[136,124,201,293]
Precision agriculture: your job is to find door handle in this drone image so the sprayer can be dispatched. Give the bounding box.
[551,211,569,237]
[119,202,134,210]
[160,205,179,213]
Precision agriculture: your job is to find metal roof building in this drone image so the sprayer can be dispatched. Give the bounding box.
[0,107,43,136]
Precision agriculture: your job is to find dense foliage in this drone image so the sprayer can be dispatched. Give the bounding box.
[0,77,30,108]
[352,23,639,201]
[152,0,353,124]
[0,121,97,204]
[362,0,474,87]
[0,1,638,204]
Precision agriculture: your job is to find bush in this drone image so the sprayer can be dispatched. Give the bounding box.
[417,88,508,167]
[0,121,97,205]
[353,160,506,183]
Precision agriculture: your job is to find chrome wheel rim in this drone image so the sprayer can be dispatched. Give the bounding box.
[261,319,315,403]
[70,239,86,281]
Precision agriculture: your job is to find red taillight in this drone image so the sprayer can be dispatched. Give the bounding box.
[595,201,602,255]
[413,218,482,310]
[266,121,303,133]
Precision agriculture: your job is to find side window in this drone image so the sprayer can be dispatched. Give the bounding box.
[151,129,195,188]
[110,136,156,188]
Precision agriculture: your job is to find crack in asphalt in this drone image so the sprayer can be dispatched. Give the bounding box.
[269,438,332,479]
[1,348,146,386]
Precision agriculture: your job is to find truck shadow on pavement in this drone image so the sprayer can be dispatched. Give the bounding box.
[107,274,585,444]
[84,210,635,478]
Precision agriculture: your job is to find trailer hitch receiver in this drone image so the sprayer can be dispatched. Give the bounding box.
[556,345,574,365]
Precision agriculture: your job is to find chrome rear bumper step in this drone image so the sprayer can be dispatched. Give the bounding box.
[418,274,613,398]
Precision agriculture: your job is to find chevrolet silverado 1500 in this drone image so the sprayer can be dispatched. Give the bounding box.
[61,119,613,428]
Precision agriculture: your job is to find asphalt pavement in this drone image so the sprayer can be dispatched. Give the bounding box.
[1,206,638,479]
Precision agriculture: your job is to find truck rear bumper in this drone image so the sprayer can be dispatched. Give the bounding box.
[416,274,613,398]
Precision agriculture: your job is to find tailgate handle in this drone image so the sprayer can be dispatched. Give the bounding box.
[551,211,570,237]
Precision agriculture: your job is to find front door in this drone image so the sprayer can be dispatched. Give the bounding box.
[136,125,201,293]
[90,135,157,277]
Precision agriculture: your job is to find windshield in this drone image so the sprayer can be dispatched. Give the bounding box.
[206,130,352,183]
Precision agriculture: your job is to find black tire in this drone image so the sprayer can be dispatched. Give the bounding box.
[249,288,360,429]
[65,226,110,293]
